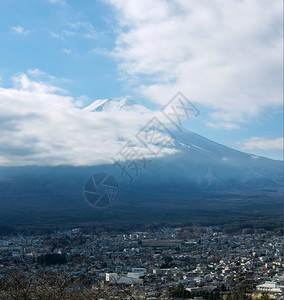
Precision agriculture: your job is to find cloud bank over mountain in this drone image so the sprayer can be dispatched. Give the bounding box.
[0,71,165,167]
[0,68,282,167]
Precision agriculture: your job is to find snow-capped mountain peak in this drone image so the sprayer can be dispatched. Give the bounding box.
[83,97,149,113]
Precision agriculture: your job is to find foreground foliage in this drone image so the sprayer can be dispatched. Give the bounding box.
[0,270,145,300]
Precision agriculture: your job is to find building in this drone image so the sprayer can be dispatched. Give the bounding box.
[256,281,282,293]
[105,273,143,285]
[141,239,182,248]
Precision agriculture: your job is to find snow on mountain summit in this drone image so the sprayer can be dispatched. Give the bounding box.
[83,97,150,113]
[83,97,254,159]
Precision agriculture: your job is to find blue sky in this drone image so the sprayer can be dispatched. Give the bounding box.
[0,0,283,165]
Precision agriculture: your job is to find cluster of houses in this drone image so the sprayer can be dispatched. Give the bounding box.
[0,227,283,299]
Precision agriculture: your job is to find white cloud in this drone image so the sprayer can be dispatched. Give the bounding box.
[50,22,97,41]
[207,122,239,131]
[63,49,72,55]
[27,68,48,78]
[12,26,30,35]
[75,95,89,107]
[106,0,283,127]
[0,71,171,167]
[62,30,76,37]
[91,47,110,56]
[26,68,71,86]
[240,137,283,151]
[47,0,65,4]
[68,22,97,39]
[50,31,61,39]
[12,73,67,94]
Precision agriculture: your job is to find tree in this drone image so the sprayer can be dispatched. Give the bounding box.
[259,292,272,300]
[168,284,191,298]
[224,292,252,300]
[0,269,148,299]
[37,253,67,265]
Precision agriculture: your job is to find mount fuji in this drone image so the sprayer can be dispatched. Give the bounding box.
[0,97,283,230]
[83,97,283,193]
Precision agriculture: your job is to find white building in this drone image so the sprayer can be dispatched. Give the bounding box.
[256,281,282,293]
[106,273,143,285]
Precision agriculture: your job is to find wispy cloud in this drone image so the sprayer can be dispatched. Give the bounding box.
[12,73,67,94]
[27,69,47,77]
[62,49,72,55]
[50,22,97,41]
[62,30,76,37]
[47,0,65,5]
[207,122,239,131]
[240,137,284,151]
[106,0,283,128]
[50,31,61,39]
[91,47,110,56]
[12,26,30,35]
[26,68,70,87]
[68,22,97,39]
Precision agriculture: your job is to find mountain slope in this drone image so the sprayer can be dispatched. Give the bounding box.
[84,97,283,193]
[0,98,282,229]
